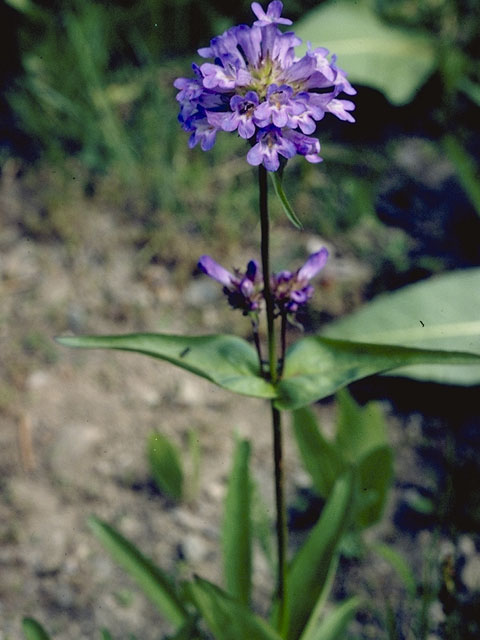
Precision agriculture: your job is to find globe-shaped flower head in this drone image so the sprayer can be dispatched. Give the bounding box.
[174,1,355,171]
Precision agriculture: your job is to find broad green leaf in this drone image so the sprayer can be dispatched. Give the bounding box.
[147,431,184,501]
[336,389,387,463]
[302,597,361,640]
[295,0,436,105]
[222,439,252,606]
[276,336,480,410]
[100,631,113,640]
[22,619,51,640]
[56,333,275,400]
[188,577,283,640]
[322,268,480,385]
[271,172,303,229]
[292,407,345,497]
[88,516,187,628]
[284,470,356,640]
[371,543,417,598]
[356,445,393,528]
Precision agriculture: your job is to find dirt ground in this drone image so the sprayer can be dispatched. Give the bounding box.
[1,161,480,640]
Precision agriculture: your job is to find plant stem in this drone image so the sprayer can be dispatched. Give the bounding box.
[259,166,288,636]
[259,166,277,384]
[272,403,289,637]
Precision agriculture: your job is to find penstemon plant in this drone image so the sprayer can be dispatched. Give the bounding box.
[33,2,480,639]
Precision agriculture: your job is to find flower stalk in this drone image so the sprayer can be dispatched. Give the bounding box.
[259,165,289,636]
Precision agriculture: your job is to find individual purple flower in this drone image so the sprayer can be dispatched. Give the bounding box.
[221,92,260,139]
[254,84,307,128]
[174,1,355,171]
[247,126,297,172]
[251,1,293,26]
[271,248,329,313]
[198,256,263,315]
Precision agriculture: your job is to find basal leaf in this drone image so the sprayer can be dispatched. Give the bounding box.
[147,431,184,502]
[322,268,480,385]
[188,577,283,640]
[276,336,480,410]
[292,407,345,497]
[22,619,51,640]
[295,0,436,105]
[301,597,361,640]
[57,333,275,400]
[336,389,387,463]
[88,516,188,628]
[222,439,252,606]
[284,470,356,640]
[356,445,393,528]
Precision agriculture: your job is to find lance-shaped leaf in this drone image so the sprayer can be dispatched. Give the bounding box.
[271,171,303,229]
[188,577,283,640]
[222,438,252,606]
[88,516,188,628]
[279,470,356,640]
[300,597,361,640]
[22,619,51,640]
[147,431,184,502]
[275,337,480,410]
[292,407,345,497]
[56,333,275,400]
[323,268,480,385]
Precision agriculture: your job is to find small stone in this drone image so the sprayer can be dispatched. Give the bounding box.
[181,533,209,563]
[26,370,51,391]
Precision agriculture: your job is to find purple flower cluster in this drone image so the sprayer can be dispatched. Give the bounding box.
[174,1,355,171]
[198,248,328,316]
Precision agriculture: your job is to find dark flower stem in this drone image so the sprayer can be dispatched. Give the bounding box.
[259,166,289,637]
[278,312,287,379]
[250,315,264,375]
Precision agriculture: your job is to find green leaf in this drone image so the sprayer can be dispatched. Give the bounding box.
[356,445,393,528]
[22,619,51,640]
[295,0,437,105]
[284,470,356,640]
[292,407,345,497]
[271,172,303,229]
[222,439,252,606]
[188,577,283,640]
[336,389,387,463]
[301,597,361,640]
[147,431,184,501]
[88,516,188,628]
[322,268,480,385]
[298,555,339,640]
[276,336,480,410]
[100,631,113,640]
[56,333,275,400]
